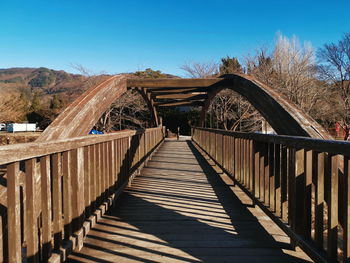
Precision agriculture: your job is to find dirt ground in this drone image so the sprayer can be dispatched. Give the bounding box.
[0,131,41,145]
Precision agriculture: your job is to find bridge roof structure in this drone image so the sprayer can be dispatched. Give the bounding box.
[37,74,332,142]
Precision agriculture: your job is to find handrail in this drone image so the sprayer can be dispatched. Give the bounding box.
[192,127,350,263]
[0,126,164,262]
[0,127,161,165]
[194,127,350,155]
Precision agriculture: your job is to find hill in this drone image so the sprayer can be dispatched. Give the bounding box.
[0,67,111,126]
[0,67,177,128]
[0,67,91,98]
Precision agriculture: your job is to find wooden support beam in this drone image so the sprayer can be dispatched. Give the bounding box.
[154,94,207,100]
[127,78,223,88]
[157,101,204,107]
[149,87,208,94]
[155,98,205,106]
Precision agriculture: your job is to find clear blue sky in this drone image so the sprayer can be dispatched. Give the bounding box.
[1,0,349,76]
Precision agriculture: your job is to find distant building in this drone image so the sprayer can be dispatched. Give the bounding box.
[7,123,37,133]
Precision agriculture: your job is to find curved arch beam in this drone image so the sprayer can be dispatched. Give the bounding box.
[37,75,128,142]
[199,74,332,140]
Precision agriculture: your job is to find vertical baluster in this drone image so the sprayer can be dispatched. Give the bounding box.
[90,145,96,211]
[233,138,237,179]
[223,135,226,169]
[248,140,251,188]
[259,143,265,202]
[288,148,296,233]
[313,151,324,249]
[264,143,270,206]
[281,145,288,221]
[242,139,246,185]
[269,143,275,211]
[96,143,101,205]
[62,151,72,239]
[238,139,242,182]
[117,139,121,185]
[105,142,110,193]
[327,154,339,261]
[344,155,350,262]
[71,148,84,233]
[253,141,260,200]
[100,143,105,198]
[52,153,63,250]
[241,139,244,182]
[123,137,127,181]
[229,136,233,175]
[245,139,248,186]
[275,144,281,217]
[7,162,21,263]
[112,140,117,188]
[40,155,52,261]
[304,150,313,239]
[137,134,141,165]
[110,140,115,189]
[84,146,91,218]
[249,140,253,191]
[294,148,305,236]
[25,158,38,262]
[103,142,108,196]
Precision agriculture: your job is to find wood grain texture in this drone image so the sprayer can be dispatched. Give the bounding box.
[7,162,21,263]
[0,128,162,166]
[67,140,312,263]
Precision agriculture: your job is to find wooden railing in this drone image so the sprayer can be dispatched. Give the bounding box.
[192,127,350,263]
[0,127,164,262]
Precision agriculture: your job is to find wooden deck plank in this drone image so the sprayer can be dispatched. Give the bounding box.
[67,139,313,263]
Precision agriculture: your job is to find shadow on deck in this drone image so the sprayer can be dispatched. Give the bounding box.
[67,139,312,263]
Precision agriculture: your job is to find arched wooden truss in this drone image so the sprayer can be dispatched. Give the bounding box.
[38,73,332,142]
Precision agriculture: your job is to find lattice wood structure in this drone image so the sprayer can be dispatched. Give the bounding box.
[38,73,331,141]
[0,73,348,263]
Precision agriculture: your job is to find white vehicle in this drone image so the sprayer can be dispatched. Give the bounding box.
[7,123,36,133]
[0,123,6,131]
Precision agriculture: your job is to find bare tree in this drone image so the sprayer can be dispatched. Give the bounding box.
[181,61,218,78]
[70,63,109,89]
[181,59,263,132]
[97,90,151,132]
[317,32,350,139]
[208,89,263,132]
[246,33,328,119]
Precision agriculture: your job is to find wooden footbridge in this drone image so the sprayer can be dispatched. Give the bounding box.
[0,74,349,263]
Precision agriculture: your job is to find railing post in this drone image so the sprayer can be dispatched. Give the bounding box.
[84,146,92,217]
[343,155,350,262]
[268,143,275,212]
[7,162,21,263]
[253,141,259,200]
[25,158,39,262]
[327,154,339,261]
[71,148,85,237]
[294,148,305,236]
[281,145,288,222]
[52,153,63,250]
[40,155,52,261]
[274,144,281,217]
[313,151,324,249]
[304,150,312,239]
[63,151,72,239]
